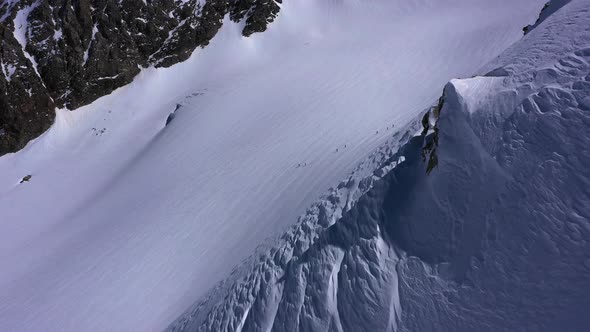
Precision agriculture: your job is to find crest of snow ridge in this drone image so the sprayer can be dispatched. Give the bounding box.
[168,1,590,329]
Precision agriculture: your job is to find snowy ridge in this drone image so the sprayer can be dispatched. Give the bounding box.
[0,0,548,331]
[169,0,590,330]
[167,115,425,332]
[396,38,590,330]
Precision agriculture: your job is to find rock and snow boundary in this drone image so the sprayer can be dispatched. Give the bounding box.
[168,1,590,331]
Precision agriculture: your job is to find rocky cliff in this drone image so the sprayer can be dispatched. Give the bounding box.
[0,0,281,154]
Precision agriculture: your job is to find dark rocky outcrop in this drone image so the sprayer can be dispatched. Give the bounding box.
[19,174,31,183]
[230,0,281,36]
[421,95,444,175]
[0,0,282,155]
[523,0,571,35]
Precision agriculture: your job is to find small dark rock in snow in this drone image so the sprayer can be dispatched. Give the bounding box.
[20,175,32,183]
[166,113,176,126]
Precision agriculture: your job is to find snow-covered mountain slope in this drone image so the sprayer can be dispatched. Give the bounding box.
[167,1,590,330]
[0,0,547,331]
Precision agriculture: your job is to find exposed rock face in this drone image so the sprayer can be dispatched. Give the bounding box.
[523,0,571,35]
[0,20,53,154]
[0,0,281,155]
[230,0,280,37]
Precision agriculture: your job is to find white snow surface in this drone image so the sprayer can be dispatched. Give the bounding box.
[13,2,42,80]
[83,25,98,65]
[0,0,546,331]
[53,28,62,40]
[166,1,590,330]
[1,62,16,82]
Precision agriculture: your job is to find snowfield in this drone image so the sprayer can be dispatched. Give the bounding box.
[168,0,590,331]
[0,0,557,331]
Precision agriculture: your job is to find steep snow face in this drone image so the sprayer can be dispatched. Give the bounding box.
[167,121,424,332]
[397,14,590,328]
[167,1,590,330]
[0,0,545,331]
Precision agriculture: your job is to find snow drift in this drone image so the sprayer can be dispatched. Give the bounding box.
[169,0,590,330]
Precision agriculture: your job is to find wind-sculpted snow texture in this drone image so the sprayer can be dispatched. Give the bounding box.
[0,0,548,331]
[167,119,422,332]
[169,1,590,331]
